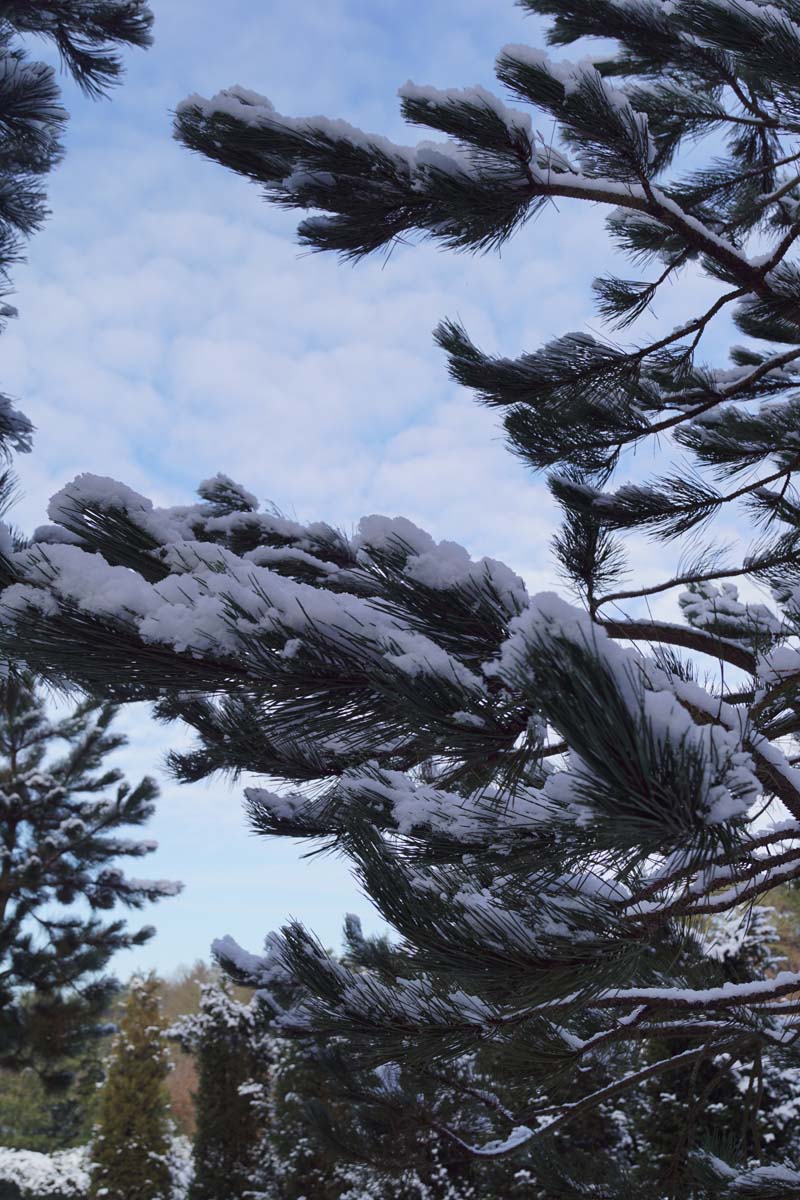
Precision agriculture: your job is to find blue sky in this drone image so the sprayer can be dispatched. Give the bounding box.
[4,0,742,977]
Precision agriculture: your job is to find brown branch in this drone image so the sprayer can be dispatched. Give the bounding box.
[627,822,800,906]
[601,618,756,672]
[432,1041,743,1159]
[629,845,800,924]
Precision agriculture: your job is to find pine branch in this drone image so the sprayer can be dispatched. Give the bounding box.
[601,618,757,672]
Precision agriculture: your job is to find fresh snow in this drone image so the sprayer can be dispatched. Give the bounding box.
[398,80,532,137]
[0,1139,192,1199]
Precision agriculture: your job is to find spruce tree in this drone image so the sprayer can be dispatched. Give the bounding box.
[11,0,800,1190]
[0,1,153,457]
[169,980,261,1200]
[0,668,180,1081]
[88,973,172,1200]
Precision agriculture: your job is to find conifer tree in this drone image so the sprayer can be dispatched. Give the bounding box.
[11,0,800,1190]
[88,973,172,1200]
[0,1,153,457]
[0,668,180,1080]
[0,1029,105,1150]
[169,980,261,1200]
[245,1018,516,1199]
[628,905,797,1197]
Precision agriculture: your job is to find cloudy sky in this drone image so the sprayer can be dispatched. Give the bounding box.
[5,0,739,977]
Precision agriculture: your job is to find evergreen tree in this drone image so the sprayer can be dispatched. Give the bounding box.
[244,1017,518,1200]
[88,973,172,1200]
[0,0,153,458]
[169,980,261,1200]
[0,1031,105,1151]
[627,906,796,1198]
[158,961,221,1138]
[0,669,181,1080]
[11,0,800,1190]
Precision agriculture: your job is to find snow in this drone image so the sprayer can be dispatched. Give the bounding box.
[244,786,310,823]
[7,531,490,694]
[705,906,782,968]
[30,524,85,546]
[592,969,800,1008]
[212,931,299,996]
[680,581,783,641]
[383,628,485,692]
[212,933,269,979]
[197,472,258,511]
[356,514,438,557]
[498,44,652,160]
[122,876,184,897]
[337,765,555,840]
[398,80,532,137]
[0,1146,89,1196]
[355,514,528,611]
[10,543,159,620]
[48,473,152,524]
[243,545,340,575]
[687,855,800,913]
[500,45,608,98]
[178,86,481,179]
[473,1124,533,1156]
[759,643,800,682]
[493,592,760,826]
[48,472,198,544]
[0,1139,192,1199]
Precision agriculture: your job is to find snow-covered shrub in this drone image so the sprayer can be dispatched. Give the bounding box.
[0,1145,89,1198]
[0,1137,192,1200]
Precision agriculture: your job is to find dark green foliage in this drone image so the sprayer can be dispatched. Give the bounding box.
[3,2,153,99]
[0,671,178,1078]
[169,982,261,1200]
[169,0,800,552]
[88,974,172,1200]
[0,1037,104,1151]
[11,0,800,1194]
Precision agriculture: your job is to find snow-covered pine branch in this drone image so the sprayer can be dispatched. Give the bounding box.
[7,0,800,1188]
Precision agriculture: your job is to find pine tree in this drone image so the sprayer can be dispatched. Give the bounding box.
[0,668,181,1081]
[169,980,261,1200]
[0,1,153,458]
[88,974,172,1200]
[627,906,794,1198]
[11,0,800,1191]
[247,1028,512,1200]
[229,926,621,1199]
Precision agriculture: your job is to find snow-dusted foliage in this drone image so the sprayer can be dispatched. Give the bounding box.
[240,1030,532,1199]
[0,673,179,1075]
[0,1144,90,1197]
[9,0,800,1191]
[168,981,261,1200]
[88,976,175,1200]
[0,1137,192,1200]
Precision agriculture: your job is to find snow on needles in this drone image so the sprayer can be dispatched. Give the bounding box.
[179,85,469,171]
[493,593,760,826]
[5,475,797,835]
[397,80,533,138]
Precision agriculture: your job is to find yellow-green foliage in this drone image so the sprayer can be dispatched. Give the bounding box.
[89,974,172,1200]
